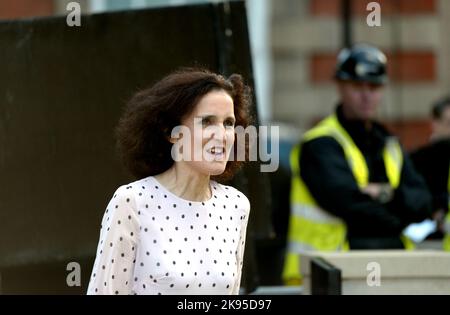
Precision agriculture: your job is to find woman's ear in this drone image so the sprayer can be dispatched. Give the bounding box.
[168,136,177,144]
[163,128,173,143]
[165,128,182,144]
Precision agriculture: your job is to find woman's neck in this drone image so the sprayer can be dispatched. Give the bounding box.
[154,164,212,202]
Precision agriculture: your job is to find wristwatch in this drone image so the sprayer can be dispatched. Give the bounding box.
[377,185,393,204]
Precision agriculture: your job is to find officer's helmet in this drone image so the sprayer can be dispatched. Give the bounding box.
[335,44,388,85]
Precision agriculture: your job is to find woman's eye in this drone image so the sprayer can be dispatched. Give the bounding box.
[201,118,212,126]
[224,120,235,128]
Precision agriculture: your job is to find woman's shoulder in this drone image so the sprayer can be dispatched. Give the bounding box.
[118,176,154,191]
[101,179,150,226]
[109,177,152,204]
[212,181,250,213]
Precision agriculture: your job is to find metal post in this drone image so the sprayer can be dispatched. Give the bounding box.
[311,257,342,295]
[342,0,353,48]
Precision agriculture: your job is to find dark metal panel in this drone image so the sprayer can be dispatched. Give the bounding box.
[213,1,274,293]
[342,0,353,47]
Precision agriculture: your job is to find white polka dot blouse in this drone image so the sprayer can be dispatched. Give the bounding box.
[87,176,250,295]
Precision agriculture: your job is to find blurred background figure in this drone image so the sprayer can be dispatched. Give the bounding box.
[283,44,432,285]
[410,96,450,251]
[430,97,450,142]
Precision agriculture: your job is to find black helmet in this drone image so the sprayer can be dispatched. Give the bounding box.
[335,44,388,85]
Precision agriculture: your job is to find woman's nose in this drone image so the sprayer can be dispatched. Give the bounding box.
[212,125,226,140]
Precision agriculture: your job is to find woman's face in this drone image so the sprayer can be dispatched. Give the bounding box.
[173,89,236,177]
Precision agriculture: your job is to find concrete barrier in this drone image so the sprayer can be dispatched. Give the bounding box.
[301,250,450,295]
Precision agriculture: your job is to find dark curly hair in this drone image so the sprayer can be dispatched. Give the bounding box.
[116,68,253,182]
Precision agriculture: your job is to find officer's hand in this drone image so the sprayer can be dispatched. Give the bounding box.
[361,183,382,199]
[361,183,393,203]
[432,209,446,233]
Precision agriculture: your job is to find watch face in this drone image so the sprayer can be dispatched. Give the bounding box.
[378,191,390,204]
[378,185,393,204]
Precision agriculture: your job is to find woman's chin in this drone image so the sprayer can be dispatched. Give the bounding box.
[209,169,226,176]
[206,163,227,176]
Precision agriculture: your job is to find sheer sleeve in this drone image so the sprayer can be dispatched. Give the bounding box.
[87,185,140,295]
[231,193,251,295]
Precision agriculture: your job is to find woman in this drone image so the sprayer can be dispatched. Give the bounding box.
[87,68,252,295]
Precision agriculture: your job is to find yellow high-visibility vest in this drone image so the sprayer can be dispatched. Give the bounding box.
[282,114,410,285]
[444,214,450,251]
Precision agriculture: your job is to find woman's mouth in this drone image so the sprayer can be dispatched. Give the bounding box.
[206,146,226,159]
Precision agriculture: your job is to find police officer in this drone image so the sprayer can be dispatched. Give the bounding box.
[410,96,450,251]
[283,44,433,284]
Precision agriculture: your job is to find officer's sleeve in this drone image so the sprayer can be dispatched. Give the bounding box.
[300,137,406,235]
[389,152,433,223]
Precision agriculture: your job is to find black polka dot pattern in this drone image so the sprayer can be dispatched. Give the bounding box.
[87,176,250,295]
